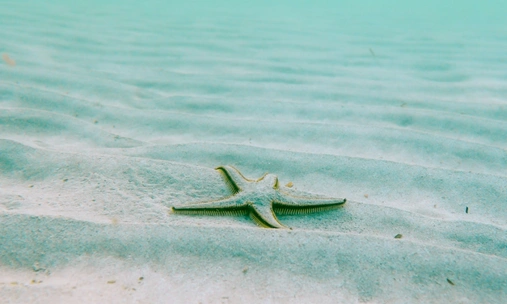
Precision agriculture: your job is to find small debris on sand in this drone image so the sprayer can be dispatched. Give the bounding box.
[394,234,403,239]
[2,53,16,66]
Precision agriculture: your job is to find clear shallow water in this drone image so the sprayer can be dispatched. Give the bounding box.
[2,1,507,181]
[1,1,507,302]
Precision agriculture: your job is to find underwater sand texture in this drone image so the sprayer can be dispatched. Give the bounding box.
[1,1,507,303]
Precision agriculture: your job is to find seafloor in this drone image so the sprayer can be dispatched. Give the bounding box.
[1,1,506,303]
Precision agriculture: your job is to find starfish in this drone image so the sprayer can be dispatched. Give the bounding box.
[171,165,346,228]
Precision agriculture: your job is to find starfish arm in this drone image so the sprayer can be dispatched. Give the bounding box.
[171,196,248,216]
[273,192,346,215]
[249,203,286,229]
[215,165,253,192]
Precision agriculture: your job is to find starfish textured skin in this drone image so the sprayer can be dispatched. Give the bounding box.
[171,165,347,229]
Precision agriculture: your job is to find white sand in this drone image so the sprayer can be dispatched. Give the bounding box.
[1,1,506,303]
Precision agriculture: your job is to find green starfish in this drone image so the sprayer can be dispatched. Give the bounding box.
[171,165,346,228]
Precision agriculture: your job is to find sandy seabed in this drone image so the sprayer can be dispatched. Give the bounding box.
[1,1,506,303]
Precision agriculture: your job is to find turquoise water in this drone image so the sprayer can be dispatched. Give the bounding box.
[2,1,507,151]
[1,1,507,302]
[2,1,506,104]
